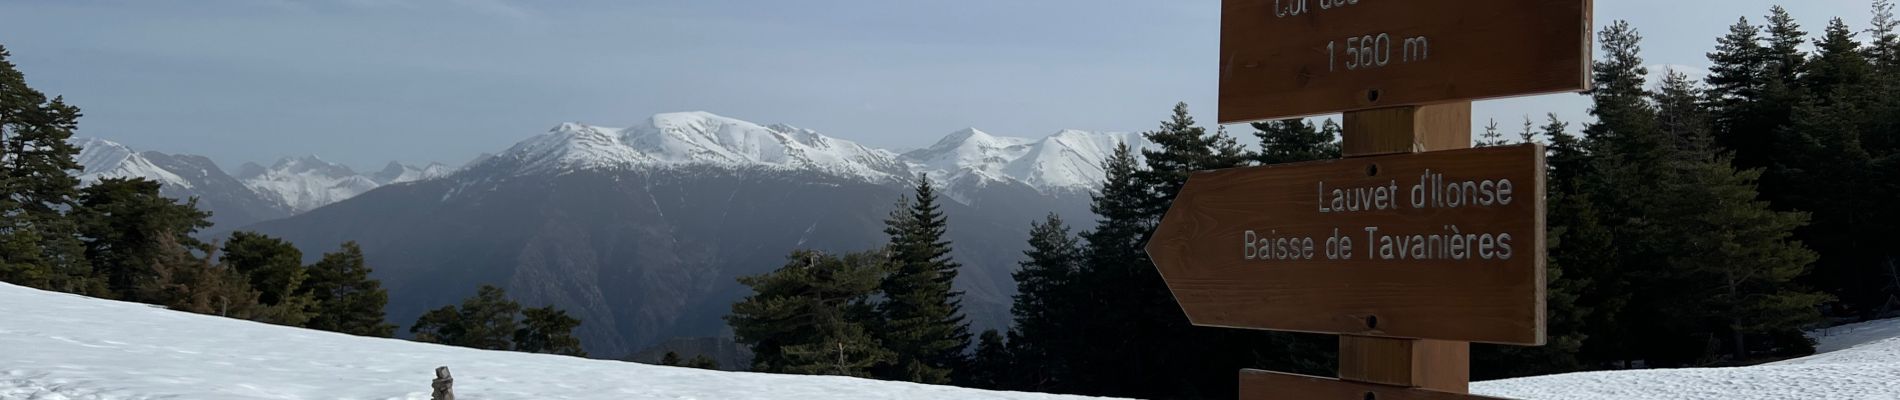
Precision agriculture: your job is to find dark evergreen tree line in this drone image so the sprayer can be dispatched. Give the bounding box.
[411,284,587,357]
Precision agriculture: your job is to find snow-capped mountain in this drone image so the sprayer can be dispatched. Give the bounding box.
[372,161,453,185]
[237,156,385,214]
[69,138,460,227]
[477,112,910,183]
[73,138,193,189]
[476,111,1146,204]
[71,138,290,228]
[899,128,1150,200]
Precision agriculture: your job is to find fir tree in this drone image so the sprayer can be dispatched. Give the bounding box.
[133,233,270,319]
[1765,7,1810,85]
[1518,117,1540,144]
[302,241,396,337]
[874,175,970,384]
[515,305,586,356]
[1067,143,1154,396]
[410,285,521,351]
[1654,70,1716,152]
[965,329,1015,390]
[1007,213,1080,390]
[729,250,891,377]
[0,44,97,294]
[1706,17,1774,169]
[218,232,315,319]
[1805,18,1871,99]
[72,178,214,301]
[1139,102,1248,216]
[660,351,683,366]
[1251,118,1341,164]
[1476,116,1597,378]
[1872,0,1900,72]
[683,355,720,370]
[1477,119,1507,147]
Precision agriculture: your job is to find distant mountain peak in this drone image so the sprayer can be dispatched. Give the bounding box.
[71,137,194,189]
[69,137,290,228]
[480,112,906,183]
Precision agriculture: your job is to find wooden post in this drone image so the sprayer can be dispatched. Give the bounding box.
[1337,101,1473,394]
[1340,103,1473,158]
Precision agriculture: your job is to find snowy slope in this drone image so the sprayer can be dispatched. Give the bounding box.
[1472,318,1900,399]
[0,282,1105,400]
[238,156,383,213]
[71,138,193,189]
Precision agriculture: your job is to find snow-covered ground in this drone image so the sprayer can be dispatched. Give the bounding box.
[0,282,1099,400]
[4,279,1897,399]
[1473,318,1900,399]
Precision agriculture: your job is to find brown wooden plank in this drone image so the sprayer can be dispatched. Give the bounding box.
[1145,144,1547,345]
[1341,103,1472,157]
[1240,369,1510,400]
[1338,336,1470,391]
[1218,0,1593,123]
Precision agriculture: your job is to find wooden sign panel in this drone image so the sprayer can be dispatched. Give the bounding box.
[1145,144,1546,345]
[1218,0,1593,124]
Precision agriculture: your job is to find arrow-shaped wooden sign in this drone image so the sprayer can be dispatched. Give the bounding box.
[1145,144,1547,345]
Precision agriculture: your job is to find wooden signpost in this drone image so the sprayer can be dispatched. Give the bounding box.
[1149,0,1592,398]
[1219,0,1593,123]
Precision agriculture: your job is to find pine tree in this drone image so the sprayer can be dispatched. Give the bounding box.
[0,44,97,294]
[411,285,520,351]
[660,351,683,366]
[458,285,521,351]
[729,250,891,377]
[218,232,315,321]
[1064,143,1153,396]
[1140,102,1247,216]
[1582,21,1685,367]
[1805,18,1872,99]
[1251,118,1342,164]
[1476,116,1597,378]
[302,241,396,337]
[133,233,269,319]
[515,305,586,356]
[72,178,215,301]
[1654,70,1716,152]
[683,355,720,370]
[1007,213,1080,390]
[1518,117,1540,144]
[410,306,464,345]
[1778,15,1891,318]
[1477,119,1507,147]
[1706,17,1773,170]
[874,175,970,384]
[1765,7,1810,86]
[966,329,1015,390]
[1872,0,1900,74]
[1869,0,1900,156]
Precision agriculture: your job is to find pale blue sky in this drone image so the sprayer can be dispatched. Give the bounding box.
[0,0,1879,169]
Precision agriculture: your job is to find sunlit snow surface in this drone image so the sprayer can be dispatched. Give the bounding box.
[0,282,1104,400]
[1472,318,1900,399]
[5,279,1898,399]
